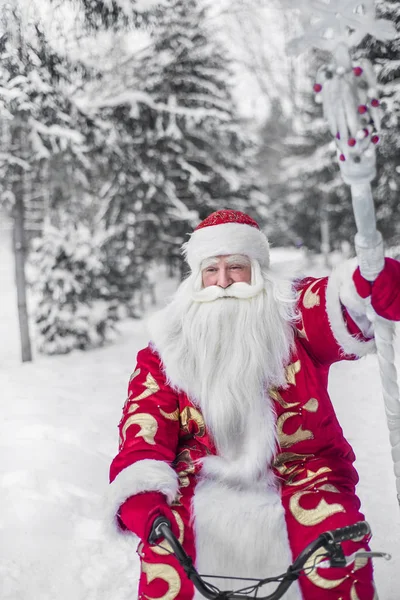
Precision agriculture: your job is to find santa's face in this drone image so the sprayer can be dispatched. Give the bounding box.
[192,255,265,303]
[201,254,252,289]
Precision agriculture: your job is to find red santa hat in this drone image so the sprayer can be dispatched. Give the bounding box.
[183,209,270,272]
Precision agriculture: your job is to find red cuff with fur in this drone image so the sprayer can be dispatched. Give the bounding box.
[353,257,400,321]
[118,490,179,543]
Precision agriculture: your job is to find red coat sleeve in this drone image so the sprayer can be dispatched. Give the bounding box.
[295,275,375,366]
[109,345,180,483]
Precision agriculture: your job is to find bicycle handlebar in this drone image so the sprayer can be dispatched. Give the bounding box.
[322,521,371,544]
[149,517,372,600]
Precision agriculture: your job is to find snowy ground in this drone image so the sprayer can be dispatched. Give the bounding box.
[1,226,399,600]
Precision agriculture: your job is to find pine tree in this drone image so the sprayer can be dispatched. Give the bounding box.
[29,218,119,354]
[91,0,266,278]
[0,2,100,360]
[353,0,400,248]
[270,61,352,254]
[0,2,142,353]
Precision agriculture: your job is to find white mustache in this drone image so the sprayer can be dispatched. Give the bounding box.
[191,280,265,303]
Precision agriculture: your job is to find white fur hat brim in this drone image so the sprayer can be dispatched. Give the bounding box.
[182,222,270,272]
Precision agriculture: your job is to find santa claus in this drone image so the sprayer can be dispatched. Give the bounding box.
[108,209,400,599]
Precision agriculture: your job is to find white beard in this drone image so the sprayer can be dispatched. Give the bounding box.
[147,266,302,599]
[147,266,297,485]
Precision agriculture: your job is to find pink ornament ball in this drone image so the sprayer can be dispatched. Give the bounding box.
[339,154,346,161]
[358,105,368,114]
[348,138,357,147]
[353,66,363,77]
[371,135,380,144]
[313,83,322,93]
[371,99,380,107]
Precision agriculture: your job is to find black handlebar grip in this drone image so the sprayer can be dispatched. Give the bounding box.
[327,521,371,544]
[148,515,172,545]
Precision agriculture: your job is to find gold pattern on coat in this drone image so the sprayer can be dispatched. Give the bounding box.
[304,398,319,412]
[174,448,196,487]
[296,325,308,340]
[269,387,300,409]
[303,280,323,309]
[180,406,205,437]
[304,550,346,589]
[142,561,181,600]
[286,467,332,487]
[273,452,310,482]
[127,403,140,414]
[151,510,184,556]
[129,368,141,382]
[350,584,361,600]
[285,360,301,386]
[277,412,314,448]
[132,373,160,402]
[273,452,312,469]
[159,408,179,421]
[289,489,346,526]
[319,483,341,493]
[121,413,158,445]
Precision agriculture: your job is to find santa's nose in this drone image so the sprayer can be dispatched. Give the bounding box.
[217,269,233,288]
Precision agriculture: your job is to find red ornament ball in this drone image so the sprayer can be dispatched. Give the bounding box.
[358,105,368,114]
[336,132,341,140]
[339,154,346,162]
[313,83,323,93]
[363,128,370,137]
[371,135,380,144]
[348,138,357,147]
[371,99,380,107]
[353,66,363,77]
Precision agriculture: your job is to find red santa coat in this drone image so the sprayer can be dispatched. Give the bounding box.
[108,273,377,600]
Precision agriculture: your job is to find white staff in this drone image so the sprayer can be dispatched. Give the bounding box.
[281,0,400,502]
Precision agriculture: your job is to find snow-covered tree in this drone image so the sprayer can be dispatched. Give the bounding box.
[88,0,266,275]
[29,219,120,355]
[353,0,400,247]
[267,60,352,253]
[0,4,94,229]
[0,1,162,354]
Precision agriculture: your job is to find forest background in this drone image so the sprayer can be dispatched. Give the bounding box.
[0,0,399,357]
[1,3,400,598]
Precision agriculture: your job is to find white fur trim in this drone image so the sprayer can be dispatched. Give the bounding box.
[106,459,179,533]
[192,478,302,600]
[183,222,270,271]
[326,260,376,357]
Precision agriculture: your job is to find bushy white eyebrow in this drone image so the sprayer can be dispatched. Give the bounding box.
[200,254,251,270]
[225,254,251,267]
[201,257,220,269]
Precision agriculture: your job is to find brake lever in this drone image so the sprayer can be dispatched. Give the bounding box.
[318,550,392,569]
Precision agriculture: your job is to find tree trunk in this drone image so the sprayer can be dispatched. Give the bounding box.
[12,120,33,363]
[13,193,32,362]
